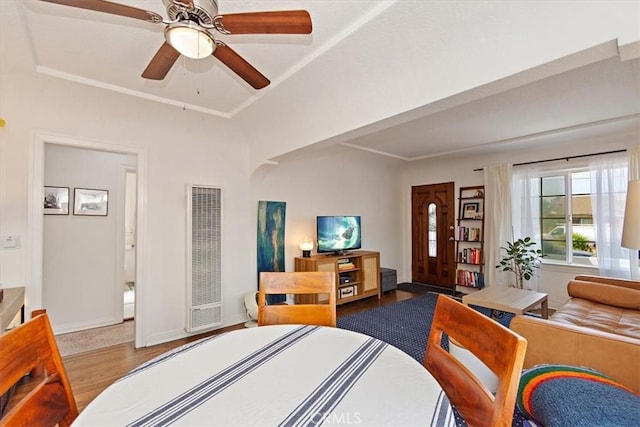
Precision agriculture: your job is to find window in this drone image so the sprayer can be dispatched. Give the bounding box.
[513,155,629,272]
[428,202,437,257]
[539,171,596,265]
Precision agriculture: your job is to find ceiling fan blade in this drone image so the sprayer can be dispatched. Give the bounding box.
[38,0,163,22]
[142,43,180,80]
[214,10,312,35]
[213,42,270,89]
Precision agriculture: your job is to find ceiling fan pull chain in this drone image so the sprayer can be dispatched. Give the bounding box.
[197,64,202,95]
[196,56,201,95]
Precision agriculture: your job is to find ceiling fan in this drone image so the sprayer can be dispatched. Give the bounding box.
[38,0,313,89]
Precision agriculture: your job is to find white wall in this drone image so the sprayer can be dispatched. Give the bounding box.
[251,145,405,275]
[0,71,255,345]
[43,144,134,333]
[401,130,638,308]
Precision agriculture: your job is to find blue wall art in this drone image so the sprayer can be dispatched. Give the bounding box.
[257,201,286,302]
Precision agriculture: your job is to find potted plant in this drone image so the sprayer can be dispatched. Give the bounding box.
[495,237,542,289]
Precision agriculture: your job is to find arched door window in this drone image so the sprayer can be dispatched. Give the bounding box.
[428,202,437,257]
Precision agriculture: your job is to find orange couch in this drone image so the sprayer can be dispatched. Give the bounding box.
[510,275,640,393]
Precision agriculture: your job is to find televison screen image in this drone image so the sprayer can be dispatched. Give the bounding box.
[317,216,361,253]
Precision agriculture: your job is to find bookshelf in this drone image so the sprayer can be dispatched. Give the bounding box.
[456,185,485,291]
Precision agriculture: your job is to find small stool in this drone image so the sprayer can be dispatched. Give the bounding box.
[379,268,397,292]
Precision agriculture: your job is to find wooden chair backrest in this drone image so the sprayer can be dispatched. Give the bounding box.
[424,295,527,427]
[258,272,336,327]
[0,313,78,427]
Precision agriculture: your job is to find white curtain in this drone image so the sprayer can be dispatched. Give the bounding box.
[626,144,640,279]
[511,164,543,290]
[589,153,629,278]
[629,144,640,181]
[484,164,512,288]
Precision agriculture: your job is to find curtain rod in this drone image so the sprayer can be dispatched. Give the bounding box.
[473,149,627,172]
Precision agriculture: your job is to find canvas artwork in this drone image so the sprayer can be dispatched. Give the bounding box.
[257,201,286,303]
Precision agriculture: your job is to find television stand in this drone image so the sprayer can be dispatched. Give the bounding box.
[295,250,380,305]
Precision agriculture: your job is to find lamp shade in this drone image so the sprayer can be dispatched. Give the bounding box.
[621,180,640,250]
[299,239,314,252]
[300,237,314,257]
[165,22,214,59]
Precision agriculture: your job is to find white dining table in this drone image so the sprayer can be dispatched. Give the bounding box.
[73,325,456,426]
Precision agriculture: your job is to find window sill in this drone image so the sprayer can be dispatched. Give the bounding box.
[540,260,599,275]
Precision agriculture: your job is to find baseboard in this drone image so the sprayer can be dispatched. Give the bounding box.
[144,313,246,347]
[54,317,122,335]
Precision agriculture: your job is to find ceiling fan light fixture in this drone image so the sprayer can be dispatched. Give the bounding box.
[165,21,214,59]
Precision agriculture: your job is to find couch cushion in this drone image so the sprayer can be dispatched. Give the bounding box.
[567,280,640,310]
[574,275,640,291]
[517,364,640,427]
[550,298,640,340]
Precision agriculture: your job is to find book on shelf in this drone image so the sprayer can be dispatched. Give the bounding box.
[458,226,481,241]
[457,248,481,264]
[456,270,485,288]
[338,262,355,270]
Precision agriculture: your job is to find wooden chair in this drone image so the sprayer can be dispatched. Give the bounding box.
[258,272,337,327]
[423,294,527,427]
[0,312,78,426]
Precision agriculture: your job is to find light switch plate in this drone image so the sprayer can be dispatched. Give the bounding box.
[2,235,19,248]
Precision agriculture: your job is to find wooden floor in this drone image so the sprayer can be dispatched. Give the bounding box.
[63,289,417,413]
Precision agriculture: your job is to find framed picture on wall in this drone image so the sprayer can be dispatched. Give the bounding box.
[74,188,109,216]
[44,186,70,215]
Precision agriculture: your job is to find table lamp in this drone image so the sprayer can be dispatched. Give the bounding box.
[621,180,640,260]
[300,237,314,258]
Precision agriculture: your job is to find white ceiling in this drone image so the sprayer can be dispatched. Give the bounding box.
[343,56,640,160]
[16,0,381,117]
[3,0,640,161]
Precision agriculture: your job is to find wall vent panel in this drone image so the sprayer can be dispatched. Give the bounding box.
[186,185,222,332]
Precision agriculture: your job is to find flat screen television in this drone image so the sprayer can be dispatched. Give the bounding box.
[317,215,362,255]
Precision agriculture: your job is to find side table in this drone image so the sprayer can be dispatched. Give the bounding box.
[462,286,548,319]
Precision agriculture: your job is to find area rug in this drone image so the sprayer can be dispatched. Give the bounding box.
[397,282,457,296]
[338,292,440,362]
[55,320,134,357]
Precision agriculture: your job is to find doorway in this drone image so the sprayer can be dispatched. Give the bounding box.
[29,132,147,348]
[411,182,456,288]
[42,145,136,333]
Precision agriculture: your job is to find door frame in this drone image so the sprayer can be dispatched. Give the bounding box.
[410,182,456,287]
[28,132,148,347]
